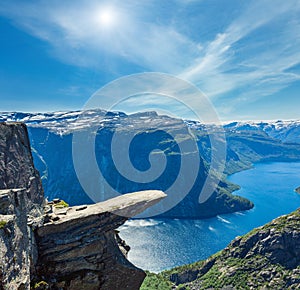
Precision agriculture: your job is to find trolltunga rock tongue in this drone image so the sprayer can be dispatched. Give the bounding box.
[35,190,166,290]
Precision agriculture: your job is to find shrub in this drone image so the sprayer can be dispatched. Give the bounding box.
[53,200,69,208]
[34,281,49,289]
[0,220,7,229]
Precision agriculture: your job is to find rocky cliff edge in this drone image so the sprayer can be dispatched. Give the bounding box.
[0,123,166,290]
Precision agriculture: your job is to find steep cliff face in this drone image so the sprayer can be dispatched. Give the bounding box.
[0,122,166,289]
[0,122,44,207]
[0,189,34,290]
[0,123,44,289]
[142,208,300,289]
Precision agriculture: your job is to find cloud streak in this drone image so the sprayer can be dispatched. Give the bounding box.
[0,0,198,72]
[180,0,300,100]
[1,0,300,117]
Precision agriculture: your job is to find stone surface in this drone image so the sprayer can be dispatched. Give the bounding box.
[0,123,44,207]
[35,190,166,290]
[0,189,38,290]
[0,123,44,290]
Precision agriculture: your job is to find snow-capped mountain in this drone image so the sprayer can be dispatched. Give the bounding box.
[0,110,183,135]
[0,110,122,134]
[224,120,300,144]
[1,110,300,218]
[2,110,299,144]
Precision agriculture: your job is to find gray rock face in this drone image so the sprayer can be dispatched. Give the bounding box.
[229,212,300,269]
[0,123,44,290]
[35,191,166,289]
[0,122,166,289]
[0,123,44,207]
[161,208,300,289]
[0,189,32,290]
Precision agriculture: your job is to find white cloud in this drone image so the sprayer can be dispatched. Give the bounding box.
[180,0,300,101]
[0,0,198,72]
[1,0,300,115]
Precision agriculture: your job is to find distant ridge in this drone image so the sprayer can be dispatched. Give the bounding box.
[2,110,300,143]
[2,110,300,219]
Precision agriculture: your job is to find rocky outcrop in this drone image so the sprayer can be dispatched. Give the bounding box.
[143,208,300,289]
[0,123,44,207]
[0,123,44,289]
[0,122,166,289]
[0,189,34,290]
[225,212,300,270]
[34,191,166,289]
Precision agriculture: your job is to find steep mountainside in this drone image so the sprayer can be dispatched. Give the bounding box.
[188,120,300,174]
[1,110,255,218]
[142,208,300,289]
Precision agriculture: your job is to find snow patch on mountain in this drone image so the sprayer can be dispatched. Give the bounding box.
[224,120,300,143]
[1,110,300,143]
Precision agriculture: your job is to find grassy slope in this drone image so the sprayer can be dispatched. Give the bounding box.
[141,208,300,290]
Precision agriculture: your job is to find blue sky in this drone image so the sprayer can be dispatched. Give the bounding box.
[0,0,300,121]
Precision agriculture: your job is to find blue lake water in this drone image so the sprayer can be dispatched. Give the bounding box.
[119,162,300,273]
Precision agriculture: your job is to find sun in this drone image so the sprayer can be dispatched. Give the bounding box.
[98,8,115,27]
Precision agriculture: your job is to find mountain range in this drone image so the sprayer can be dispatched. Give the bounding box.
[1,110,300,218]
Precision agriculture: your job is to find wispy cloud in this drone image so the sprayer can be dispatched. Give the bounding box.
[1,0,300,116]
[0,0,198,72]
[180,0,300,101]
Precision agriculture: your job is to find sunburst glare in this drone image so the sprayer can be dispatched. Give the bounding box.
[97,7,116,28]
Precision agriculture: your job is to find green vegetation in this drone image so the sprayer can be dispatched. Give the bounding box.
[242,209,300,241]
[140,271,172,290]
[34,280,49,289]
[140,260,205,290]
[193,255,290,290]
[140,209,300,289]
[0,220,7,229]
[141,255,294,290]
[53,200,69,208]
[163,260,204,278]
